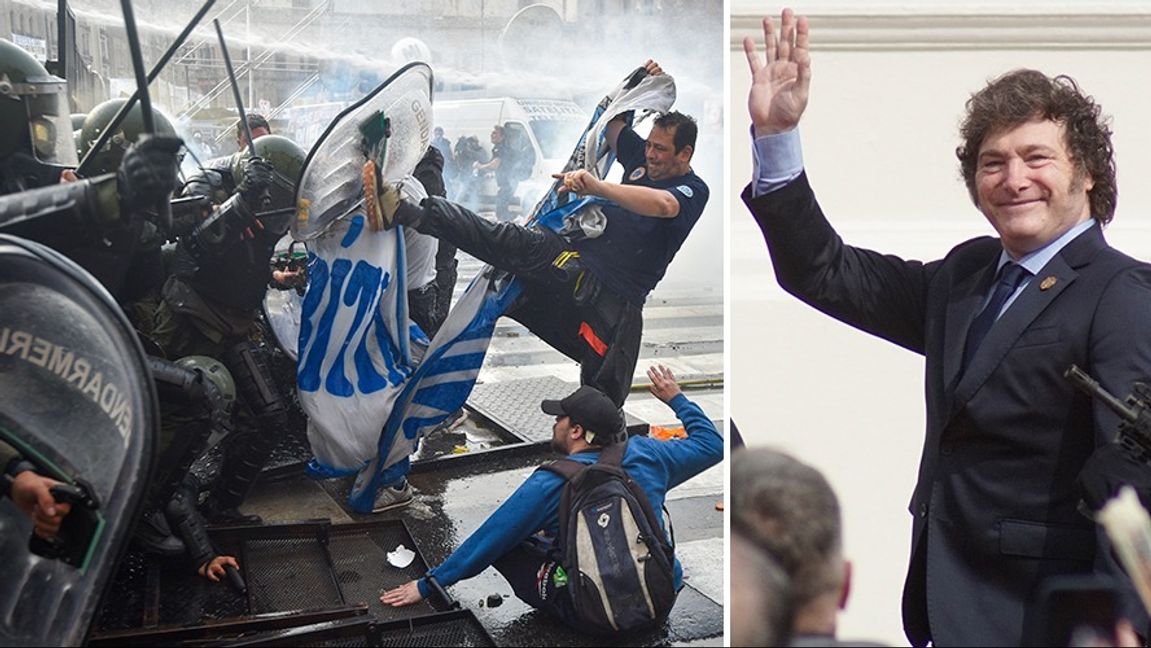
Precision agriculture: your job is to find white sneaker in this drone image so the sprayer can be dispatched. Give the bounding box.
[372,480,414,513]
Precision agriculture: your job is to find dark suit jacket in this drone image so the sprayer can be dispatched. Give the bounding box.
[744,174,1151,646]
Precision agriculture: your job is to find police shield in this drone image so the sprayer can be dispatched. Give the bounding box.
[0,235,157,646]
[292,61,432,241]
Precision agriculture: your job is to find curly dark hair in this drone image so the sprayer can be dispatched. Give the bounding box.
[956,69,1116,225]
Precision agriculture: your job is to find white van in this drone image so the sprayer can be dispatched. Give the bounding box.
[434,97,587,218]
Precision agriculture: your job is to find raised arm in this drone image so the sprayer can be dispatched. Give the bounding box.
[605,59,664,151]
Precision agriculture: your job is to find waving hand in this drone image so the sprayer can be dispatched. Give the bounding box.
[744,8,811,136]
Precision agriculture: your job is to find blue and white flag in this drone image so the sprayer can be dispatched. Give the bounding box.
[297,212,413,475]
[292,63,431,486]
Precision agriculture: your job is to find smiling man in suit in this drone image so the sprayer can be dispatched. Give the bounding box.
[742,8,1151,646]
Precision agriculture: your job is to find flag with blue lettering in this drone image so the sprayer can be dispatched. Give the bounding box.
[297,212,414,474]
[292,63,432,485]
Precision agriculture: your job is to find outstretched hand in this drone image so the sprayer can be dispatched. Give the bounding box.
[381,579,425,607]
[744,8,811,137]
[647,364,682,403]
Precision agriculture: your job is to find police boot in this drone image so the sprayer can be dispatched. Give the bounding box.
[203,340,292,525]
[364,166,424,230]
[132,507,186,557]
[201,439,265,526]
[166,477,216,572]
[201,421,284,526]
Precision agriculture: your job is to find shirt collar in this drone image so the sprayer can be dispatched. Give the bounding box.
[996,218,1096,275]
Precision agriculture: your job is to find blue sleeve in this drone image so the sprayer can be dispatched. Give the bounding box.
[751,127,804,197]
[615,126,646,170]
[661,394,724,489]
[419,470,565,597]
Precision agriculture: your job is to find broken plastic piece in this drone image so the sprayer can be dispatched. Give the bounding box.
[386,544,416,569]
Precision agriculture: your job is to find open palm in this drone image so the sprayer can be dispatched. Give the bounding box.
[744,9,811,136]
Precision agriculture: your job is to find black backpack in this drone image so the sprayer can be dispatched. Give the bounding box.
[540,441,678,635]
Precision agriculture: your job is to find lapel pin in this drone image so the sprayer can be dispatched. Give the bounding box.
[1039,276,1057,291]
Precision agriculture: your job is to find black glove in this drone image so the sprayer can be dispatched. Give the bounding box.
[1076,442,1151,513]
[117,134,182,211]
[236,157,274,209]
[167,241,199,279]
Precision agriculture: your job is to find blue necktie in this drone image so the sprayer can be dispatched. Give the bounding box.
[963,262,1029,368]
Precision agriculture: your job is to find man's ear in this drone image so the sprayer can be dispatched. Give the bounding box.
[571,422,586,441]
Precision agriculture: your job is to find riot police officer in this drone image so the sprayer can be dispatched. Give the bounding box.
[153,134,305,525]
[75,98,183,321]
[0,39,181,299]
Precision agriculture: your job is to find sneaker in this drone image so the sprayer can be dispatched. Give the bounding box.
[132,509,186,556]
[445,408,467,431]
[372,480,414,513]
[430,408,468,436]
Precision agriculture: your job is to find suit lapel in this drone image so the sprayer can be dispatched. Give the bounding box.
[947,226,1104,420]
[942,261,997,402]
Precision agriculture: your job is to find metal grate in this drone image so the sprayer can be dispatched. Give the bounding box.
[467,376,577,444]
[93,548,149,631]
[369,611,495,647]
[246,536,343,613]
[325,524,436,621]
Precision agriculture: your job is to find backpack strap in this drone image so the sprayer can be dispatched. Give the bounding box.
[539,458,584,481]
[537,438,629,479]
[537,458,586,561]
[597,439,629,467]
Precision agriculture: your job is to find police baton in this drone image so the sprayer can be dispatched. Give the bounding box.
[120,0,173,233]
[213,19,257,154]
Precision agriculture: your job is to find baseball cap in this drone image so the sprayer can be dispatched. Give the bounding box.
[541,385,626,445]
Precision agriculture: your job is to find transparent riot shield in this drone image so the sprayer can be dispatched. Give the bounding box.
[0,235,157,646]
[291,61,432,241]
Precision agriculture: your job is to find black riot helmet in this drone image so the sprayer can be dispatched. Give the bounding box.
[0,39,78,193]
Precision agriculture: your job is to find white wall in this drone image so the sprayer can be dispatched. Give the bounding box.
[729,5,1151,645]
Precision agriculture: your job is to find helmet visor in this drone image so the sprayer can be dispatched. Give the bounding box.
[24,85,78,167]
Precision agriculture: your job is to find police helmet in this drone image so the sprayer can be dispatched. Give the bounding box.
[174,355,236,413]
[78,98,178,176]
[0,39,78,187]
